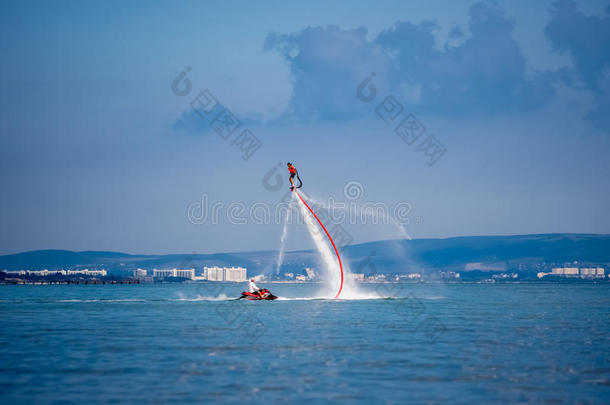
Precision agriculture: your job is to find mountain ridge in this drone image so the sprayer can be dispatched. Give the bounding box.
[1,233,609,275]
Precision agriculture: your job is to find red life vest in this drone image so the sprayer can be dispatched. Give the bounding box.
[288,165,296,174]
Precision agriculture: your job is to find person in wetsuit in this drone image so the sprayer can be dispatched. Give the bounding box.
[287,162,301,190]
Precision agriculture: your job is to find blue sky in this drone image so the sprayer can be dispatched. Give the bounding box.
[1,0,609,255]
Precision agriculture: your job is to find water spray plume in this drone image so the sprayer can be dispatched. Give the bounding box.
[294,190,344,299]
[275,205,292,274]
[301,194,412,240]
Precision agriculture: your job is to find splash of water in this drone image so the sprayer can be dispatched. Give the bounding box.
[275,205,292,274]
[304,194,412,240]
[293,192,379,299]
[294,192,340,297]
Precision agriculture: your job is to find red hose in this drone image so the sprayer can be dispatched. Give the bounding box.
[295,190,344,298]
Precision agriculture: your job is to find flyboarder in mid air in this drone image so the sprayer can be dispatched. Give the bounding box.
[287,162,302,190]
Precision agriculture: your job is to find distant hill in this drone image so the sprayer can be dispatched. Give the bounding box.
[340,233,610,273]
[1,234,609,275]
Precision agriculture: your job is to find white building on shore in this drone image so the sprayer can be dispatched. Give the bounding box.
[67,269,107,277]
[204,266,224,281]
[133,268,147,277]
[579,267,605,277]
[305,268,317,279]
[538,267,605,278]
[2,269,106,277]
[551,267,579,276]
[152,268,195,279]
[153,269,174,278]
[175,269,195,279]
[224,267,247,282]
[203,266,247,282]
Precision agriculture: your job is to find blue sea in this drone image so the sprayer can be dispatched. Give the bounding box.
[1,283,609,404]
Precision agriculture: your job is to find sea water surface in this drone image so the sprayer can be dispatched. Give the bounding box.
[1,283,609,404]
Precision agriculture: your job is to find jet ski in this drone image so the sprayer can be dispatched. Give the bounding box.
[239,289,278,300]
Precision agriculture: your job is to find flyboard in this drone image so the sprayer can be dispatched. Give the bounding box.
[292,188,344,299]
